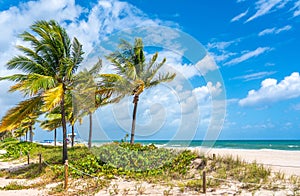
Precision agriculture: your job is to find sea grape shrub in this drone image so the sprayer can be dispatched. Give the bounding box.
[0,140,39,159]
[163,150,198,175]
[70,154,102,177]
[95,142,176,172]
[92,142,198,179]
[118,142,157,151]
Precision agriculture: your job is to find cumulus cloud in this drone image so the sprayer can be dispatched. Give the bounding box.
[155,51,218,80]
[193,82,222,101]
[195,54,219,75]
[239,72,300,106]
[224,47,272,66]
[258,25,292,36]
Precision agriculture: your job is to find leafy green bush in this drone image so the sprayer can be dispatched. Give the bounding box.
[0,141,39,159]
[164,150,197,174]
[96,143,174,171]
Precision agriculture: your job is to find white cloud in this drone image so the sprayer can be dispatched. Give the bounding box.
[156,51,218,80]
[195,54,219,75]
[0,0,82,52]
[276,25,292,33]
[207,41,235,50]
[232,71,276,81]
[193,82,222,101]
[258,25,292,36]
[66,0,162,55]
[210,52,237,62]
[224,47,272,66]
[258,27,276,36]
[292,0,300,17]
[231,9,249,22]
[239,72,300,106]
[246,0,288,22]
[206,40,238,62]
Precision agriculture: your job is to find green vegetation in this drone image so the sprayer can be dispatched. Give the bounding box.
[209,155,270,184]
[0,139,299,195]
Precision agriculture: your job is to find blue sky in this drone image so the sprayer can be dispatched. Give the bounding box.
[0,0,300,141]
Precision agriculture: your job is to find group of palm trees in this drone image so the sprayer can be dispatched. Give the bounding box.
[0,20,175,163]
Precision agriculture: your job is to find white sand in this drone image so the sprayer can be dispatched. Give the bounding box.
[198,148,300,176]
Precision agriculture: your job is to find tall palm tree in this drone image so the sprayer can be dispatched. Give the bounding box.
[106,38,176,144]
[73,59,113,148]
[0,20,84,163]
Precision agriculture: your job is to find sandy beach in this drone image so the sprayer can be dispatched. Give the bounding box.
[203,148,300,176]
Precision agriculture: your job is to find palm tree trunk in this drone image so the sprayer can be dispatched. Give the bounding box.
[88,112,92,149]
[29,125,33,142]
[130,95,139,144]
[61,87,68,164]
[26,131,28,142]
[71,125,75,147]
[54,128,57,146]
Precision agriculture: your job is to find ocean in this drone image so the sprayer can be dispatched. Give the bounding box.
[92,140,300,151]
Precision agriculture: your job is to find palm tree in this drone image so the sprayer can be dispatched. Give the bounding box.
[21,115,37,142]
[106,38,176,144]
[73,59,113,148]
[0,20,84,163]
[40,112,62,146]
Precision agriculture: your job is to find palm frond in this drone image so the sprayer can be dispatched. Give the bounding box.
[40,118,62,131]
[41,83,63,112]
[88,58,102,76]
[0,74,28,82]
[8,73,56,96]
[16,45,50,73]
[72,37,84,68]
[149,72,176,87]
[0,96,42,132]
[144,57,167,83]
[7,56,42,73]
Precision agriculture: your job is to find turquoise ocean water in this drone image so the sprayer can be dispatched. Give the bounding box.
[92,140,300,151]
